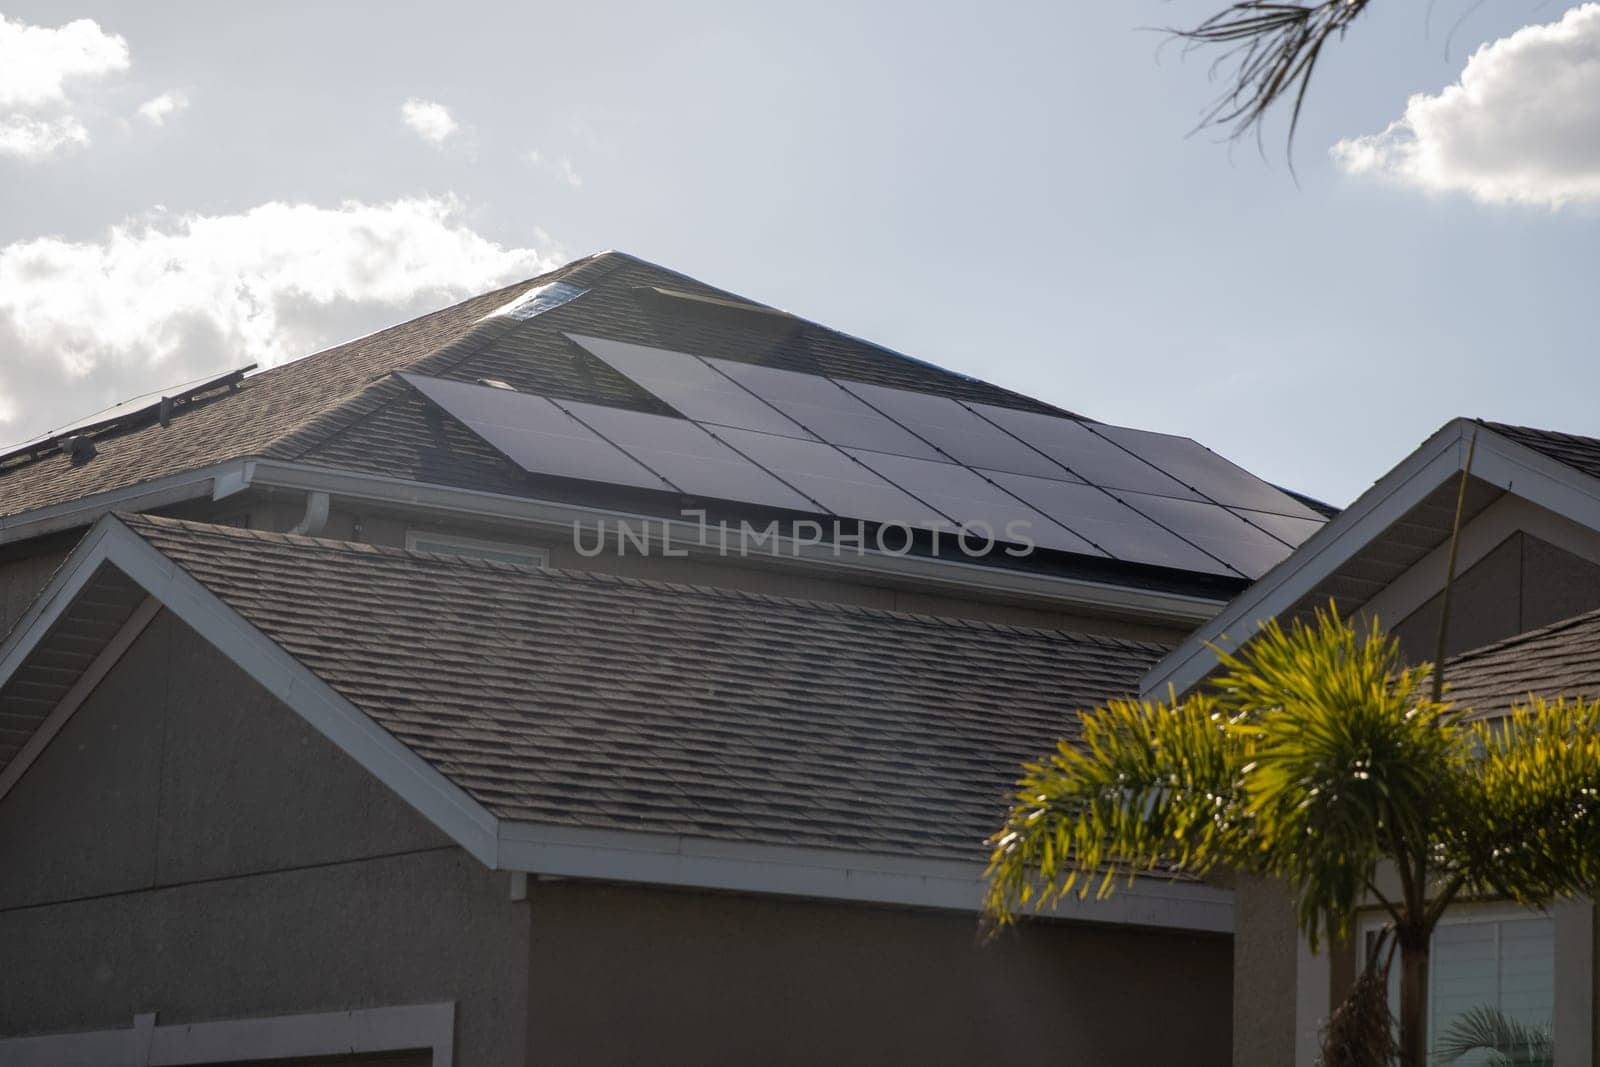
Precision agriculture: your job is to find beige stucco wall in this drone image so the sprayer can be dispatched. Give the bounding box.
[526,879,1233,1066]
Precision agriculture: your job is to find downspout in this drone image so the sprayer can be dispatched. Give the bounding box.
[289,490,330,536]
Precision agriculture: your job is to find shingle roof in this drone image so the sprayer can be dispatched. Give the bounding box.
[1444,604,1600,717]
[0,251,1063,521]
[118,513,1165,861]
[1479,420,1600,482]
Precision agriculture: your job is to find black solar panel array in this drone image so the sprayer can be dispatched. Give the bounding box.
[403,335,1327,579]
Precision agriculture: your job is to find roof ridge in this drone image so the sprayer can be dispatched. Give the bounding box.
[117,512,1171,651]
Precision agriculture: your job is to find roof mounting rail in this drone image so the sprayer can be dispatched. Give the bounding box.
[0,364,255,467]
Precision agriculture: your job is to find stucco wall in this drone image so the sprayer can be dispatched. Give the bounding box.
[525,879,1233,1066]
[0,612,529,1065]
[1391,532,1600,662]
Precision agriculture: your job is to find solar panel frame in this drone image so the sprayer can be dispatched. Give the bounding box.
[967,403,1204,500]
[1119,491,1294,579]
[839,381,1082,480]
[845,451,1106,556]
[707,359,948,461]
[1230,508,1325,548]
[401,374,672,492]
[981,470,1236,576]
[566,333,812,438]
[710,426,949,530]
[0,364,254,460]
[1089,423,1323,519]
[558,399,820,512]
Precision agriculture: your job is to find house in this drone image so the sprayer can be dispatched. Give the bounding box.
[0,252,1337,1065]
[1146,418,1600,1065]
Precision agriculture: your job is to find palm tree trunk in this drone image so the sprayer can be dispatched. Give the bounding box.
[1397,934,1430,1067]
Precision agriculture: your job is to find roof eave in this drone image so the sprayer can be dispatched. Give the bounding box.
[1142,418,1600,697]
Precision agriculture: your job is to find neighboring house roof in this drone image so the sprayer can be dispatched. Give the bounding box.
[0,511,1229,929]
[1444,604,1600,717]
[0,251,1059,523]
[1142,418,1600,697]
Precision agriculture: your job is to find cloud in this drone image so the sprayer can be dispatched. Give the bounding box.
[401,98,458,145]
[0,114,88,157]
[526,150,582,188]
[0,12,128,159]
[0,196,559,444]
[136,91,188,126]
[1332,4,1600,207]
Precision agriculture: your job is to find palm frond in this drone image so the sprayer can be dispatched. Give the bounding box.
[983,691,1252,924]
[1170,0,1375,148]
[1213,607,1458,946]
[1434,1005,1552,1066]
[1445,696,1600,902]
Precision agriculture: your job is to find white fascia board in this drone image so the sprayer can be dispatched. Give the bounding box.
[0,460,248,547]
[496,820,1234,933]
[242,459,1227,625]
[1141,420,1476,698]
[0,514,500,867]
[1143,421,1600,698]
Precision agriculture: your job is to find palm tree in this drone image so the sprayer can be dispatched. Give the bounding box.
[984,608,1600,1067]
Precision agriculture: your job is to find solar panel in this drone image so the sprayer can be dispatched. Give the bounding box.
[710,427,945,530]
[1089,424,1323,519]
[566,334,810,438]
[1120,492,1294,579]
[558,400,818,511]
[969,404,1203,500]
[0,364,253,459]
[846,452,1105,556]
[840,381,1079,480]
[983,470,1235,575]
[1231,508,1324,548]
[707,360,947,461]
[400,374,671,491]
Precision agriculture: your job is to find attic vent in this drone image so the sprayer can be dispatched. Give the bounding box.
[481,281,587,323]
[477,378,516,391]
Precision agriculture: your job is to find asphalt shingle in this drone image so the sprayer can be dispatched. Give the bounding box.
[119,512,1165,861]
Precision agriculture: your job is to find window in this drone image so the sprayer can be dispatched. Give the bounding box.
[1361,905,1555,1064]
[405,530,548,567]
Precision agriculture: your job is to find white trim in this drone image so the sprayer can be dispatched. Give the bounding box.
[405,528,549,568]
[1144,420,1600,697]
[0,454,1228,625]
[0,596,159,805]
[0,460,248,546]
[0,516,500,867]
[0,1001,454,1066]
[1359,493,1600,634]
[1294,937,1331,1067]
[244,459,1227,625]
[1352,901,1579,1062]
[496,820,1234,932]
[0,514,1236,930]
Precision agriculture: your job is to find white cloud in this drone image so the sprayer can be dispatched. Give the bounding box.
[401,98,458,145]
[0,113,88,157]
[0,196,559,444]
[0,12,128,160]
[136,91,189,126]
[526,150,582,188]
[1332,4,1600,207]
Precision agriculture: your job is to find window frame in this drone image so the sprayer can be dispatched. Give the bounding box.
[1357,901,1562,1060]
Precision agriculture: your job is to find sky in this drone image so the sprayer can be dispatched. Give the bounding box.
[1,1,1597,507]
